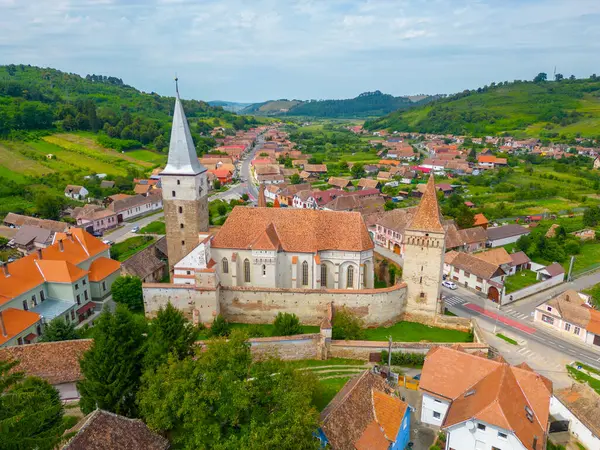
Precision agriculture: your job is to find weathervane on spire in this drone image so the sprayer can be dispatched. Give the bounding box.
[175,74,179,95]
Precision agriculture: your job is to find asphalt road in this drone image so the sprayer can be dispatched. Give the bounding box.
[443,285,600,375]
[104,211,164,243]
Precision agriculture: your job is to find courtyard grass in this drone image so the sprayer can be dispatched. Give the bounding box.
[139,220,166,234]
[362,321,472,343]
[314,377,351,411]
[572,241,600,275]
[110,235,154,262]
[566,365,600,395]
[196,322,321,340]
[503,270,539,294]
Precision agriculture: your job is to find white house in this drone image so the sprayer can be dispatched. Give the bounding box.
[534,289,600,348]
[64,185,88,201]
[107,192,163,222]
[420,346,552,450]
[444,250,507,302]
[486,224,530,247]
[551,383,600,450]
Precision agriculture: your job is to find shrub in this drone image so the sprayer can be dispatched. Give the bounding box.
[332,308,364,340]
[209,315,231,337]
[111,275,143,311]
[246,324,266,338]
[565,240,581,255]
[380,351,426,367]
[272,313,303,336]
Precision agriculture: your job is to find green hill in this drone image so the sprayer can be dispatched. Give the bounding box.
[364,76,600,140]
[242,91,435,118]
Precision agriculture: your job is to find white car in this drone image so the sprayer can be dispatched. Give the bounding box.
[131,226,140,233]
[442,280,457,290]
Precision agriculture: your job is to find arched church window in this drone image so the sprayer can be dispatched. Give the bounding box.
[347,266,354,288]
[321,264,327,287]
[244,259,251,282]
[302,261,309,286]
[222,258,229,274]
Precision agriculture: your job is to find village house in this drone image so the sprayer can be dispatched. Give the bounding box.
[121,237,168,283]
[420,346,552,450]
[64,185,89,201]
[477,155,508,169]
[357,178,381,190]
[292,189,346,210]
[534,290,600,348]
[328,177,352,190]
[303,164,328,176]
[276,183,312,206]
[444,224,487,253]
[0,229,121,347]
[72,205,118,235]
[486,224,530,247]
[100,180,115,189]
[318,370,411,450]
[444,250,506,301]
[257,173,285,185]
[106,192,163,222]
[209,168,234,185]
[474,213,489,229]
[550,383,600,450]
[3,213,70,234]
[11,225,54,255]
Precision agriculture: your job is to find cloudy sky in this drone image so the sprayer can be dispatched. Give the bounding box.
[1,0,599,102]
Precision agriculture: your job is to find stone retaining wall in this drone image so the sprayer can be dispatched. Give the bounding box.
[329,340,489,360]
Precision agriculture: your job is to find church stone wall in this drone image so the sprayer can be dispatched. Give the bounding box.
[143,283,219,325]
[218,284,407,326]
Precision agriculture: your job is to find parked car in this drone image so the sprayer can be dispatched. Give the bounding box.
[442,280,457,290]
[102,240,114,246]
[131,226,140,233]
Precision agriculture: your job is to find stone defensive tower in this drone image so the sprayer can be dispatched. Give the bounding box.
[402,174,445,318]
[161,81,209,270]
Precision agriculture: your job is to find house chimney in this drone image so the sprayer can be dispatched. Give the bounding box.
[36,248,43,260]
[0,311,7,338]
[58,239,64,252]
[566,295,570,302]
[1,263,9,278]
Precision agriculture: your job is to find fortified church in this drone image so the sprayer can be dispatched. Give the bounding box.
[142,89,447,326]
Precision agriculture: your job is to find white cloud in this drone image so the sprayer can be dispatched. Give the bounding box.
[0,0,599,101]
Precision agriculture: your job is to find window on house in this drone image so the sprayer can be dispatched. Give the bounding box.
[178,206,183,213]
[542,314,554,325]
[321,264,327,287]
[419,276,422,284]
[498,432,508,440]
[177,180,180,185]
[433,411,441,419]
[477,277,483,283]
[464,271,471,278]
[262,264,267,276]
[84,291,88,300]
[18,337,23,345]
[187,271,191,275]
[574,327,581,335]
[102,281,106,291]
[302,261,309,286]
[75,283,79,290]
[71,310,75,320]
[420,292,425,298]
[244,259,251,283]
[454,267,459,273]
[565,323,571,332]
[477,423,486,431]
[434,398,441,403]
[83,279,86,286]
[22,300,28,311]
[40,290,45,302]
[172,190,176,197]
[347,265,354,288]
[222,258,229,274]
[547,306,552,312]
[76,295,81,305]
[31,295,37,307]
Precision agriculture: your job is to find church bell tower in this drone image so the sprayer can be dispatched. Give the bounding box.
[402,174,446,318]
[161,80,209,270]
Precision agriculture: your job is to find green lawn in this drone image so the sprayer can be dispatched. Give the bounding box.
[110,236,154,262]
[362,321,472,343]
[126,149,167,165]
[496,333,518,345]
[566,365,600,395]
[504,270,539,294]
[197,323,321,340]
[139,220,166,234]
[285,358,366,369]
[572,242,600,275]
[315,377,351,411]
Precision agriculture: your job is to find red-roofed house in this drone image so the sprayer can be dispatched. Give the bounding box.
[209,168,233,185]
[0,229,121,347]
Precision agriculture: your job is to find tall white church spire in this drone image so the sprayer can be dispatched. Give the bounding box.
[162,79,206,175]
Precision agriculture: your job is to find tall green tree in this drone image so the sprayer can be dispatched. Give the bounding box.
[350,162,365,179]
[0,359,65,450]
[39,317,79,342]
[138,331,320,449]
[35,193,65,220]
[289,173,301,184]
[143,303,197,373]
[111,275,143,311]
[77,306,146,416]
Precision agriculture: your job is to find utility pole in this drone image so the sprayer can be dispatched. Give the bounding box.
[387,335,392,375]
[567,256,575,282]
[493,300,500,334]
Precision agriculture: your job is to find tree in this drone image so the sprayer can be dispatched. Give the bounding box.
[213,179,222,190]
[289,173,301,184]
[555,73,564,82]
[35,193,65,220]
[111,275,143,311]
[350,162,365,179]
[138,331,320,449]
[241,193,249,201]
[39,317,79,342]
[0,359,65,450]
[0,236,9,247]
[455,205,475,229]
[332,307,364,340]
[583,206,600,227]
[208,314,231,337]
[78,306,146,417]
[143,303,197,373]
[533,72,547,83]
[217,203,228,216]
[272,312,303,336]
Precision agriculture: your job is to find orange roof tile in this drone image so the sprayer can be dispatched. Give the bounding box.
[373,389,407,441]
[250,223,282,251]
[354,420,389,450]
[406,174,444,233]
[0,308,41,346]
[36,260,88,283]
[88,257,121,282]
[474,213,488,226]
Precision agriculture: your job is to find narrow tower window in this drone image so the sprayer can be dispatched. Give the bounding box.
[222,258,229,274]
[180,223,184,229]
[178,206,183,213]
[244,259,251,282]
[347,266,354,288]
[321,264,327,287]
[177,180,181,185]
[262,264,267,276]
[181,240,185,246]
[172,191,176,198]
[302,261,309,286]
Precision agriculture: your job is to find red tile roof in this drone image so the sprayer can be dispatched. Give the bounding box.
[0,308,41,346]
[406,174,444,233]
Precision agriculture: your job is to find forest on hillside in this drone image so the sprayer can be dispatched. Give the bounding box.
[365,74,600,140]
[0,64,261,152]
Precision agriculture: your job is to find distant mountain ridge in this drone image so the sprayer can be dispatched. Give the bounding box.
[240,91,436,118]
[207,100,253,113]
